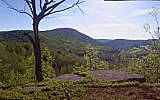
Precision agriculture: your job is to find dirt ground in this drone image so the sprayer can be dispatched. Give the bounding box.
[79,85,160,100]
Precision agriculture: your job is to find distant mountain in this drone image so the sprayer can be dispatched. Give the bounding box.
[0,30,31,42]
[97,39,152,49]
[0,28,99,55]
[96,39,112,43]
[43,28,99,45]
[0,28,99,45]
[0,28,153,52]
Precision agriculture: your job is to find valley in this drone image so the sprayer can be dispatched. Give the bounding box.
[0,28,160,99]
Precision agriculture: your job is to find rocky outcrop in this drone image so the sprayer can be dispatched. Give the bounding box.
[54,74,84,81]
[89,70,145,83]
[53,70,145,83]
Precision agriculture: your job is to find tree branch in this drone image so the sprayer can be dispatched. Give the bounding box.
[45,4,75,16]
[44,0,84,17]
[47,0,55,5]
[25,0,34,16]
[37,0,62,20]
[1,0,33,19]
[31,0,37,17]
[39,0,55,14]
[45,0,66,13]
[39,0,43,11]
[39,0,55,11]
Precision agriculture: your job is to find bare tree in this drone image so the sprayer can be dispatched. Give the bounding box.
[143,7,160,39]
[1,0,84,82]
[143,7,160,51]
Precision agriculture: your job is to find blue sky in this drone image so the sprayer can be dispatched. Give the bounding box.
[0,0,160,40]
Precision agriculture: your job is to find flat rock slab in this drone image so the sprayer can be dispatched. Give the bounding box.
[53,70,145,82]
[54,74,84,81]
[89,70,145,82]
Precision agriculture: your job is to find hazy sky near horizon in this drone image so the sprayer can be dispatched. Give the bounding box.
[0,0,160,40]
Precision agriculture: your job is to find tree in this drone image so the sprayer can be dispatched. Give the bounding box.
[84,45,109,70]
[1,0,84,82]
[143,7,160,51]
[73,45,109,77]
[141,7,160,83]
[0,42,33,85]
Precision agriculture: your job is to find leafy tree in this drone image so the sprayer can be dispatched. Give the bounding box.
[129,7,160,83]
[123,7,160,83]
[73,45,109,76]
[140,49,160,83]
[0,42,33,85]
[1,0,84,82]
[84,45,109,70]
[0,42,57,85]
[41,47,56,80]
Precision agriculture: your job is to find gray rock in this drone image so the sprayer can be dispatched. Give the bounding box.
[53,70,145,82]
[54,74,84,81]
[89,70,145,82]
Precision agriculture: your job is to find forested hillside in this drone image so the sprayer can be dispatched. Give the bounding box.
[97,39,152,49]
[0,28,160,99]
[1,0,160,99]
[0,28,154,67]
[0,28,100,56]
[0,28,107,84]
[0,29,152,56]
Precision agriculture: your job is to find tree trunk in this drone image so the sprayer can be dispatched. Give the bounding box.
[33,21,44,82]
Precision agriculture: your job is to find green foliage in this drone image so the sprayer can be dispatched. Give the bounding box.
[0,41,86,85]
[84,45,109,70]
[138,49,160,83]
[0,42,57,86]
[74,74,141,88]
[0,78,143,99]
[0,29,99,57]
[0,80,85,100]
[0,30,31,42]
[138,7,160,83]
[129,46,150,57]
[73,64,89,77]
[41,47,56,80]
[120,46,160,83]
[73,45,109,76]
[117,7,160,83]
[0,42,34,85]
[51,49,84,76]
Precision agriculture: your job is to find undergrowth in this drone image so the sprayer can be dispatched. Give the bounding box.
[0,75,149,100]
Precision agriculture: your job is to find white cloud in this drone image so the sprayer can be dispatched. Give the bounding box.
[41,0,152,40]
[88,9,118,19]
[82,6,118,23]
[62,23,151,40]
[96,10,117,19]
[83,1,130,24]
[42,19,151,40]
[130,9,151,17]
[102,1,132,9]
[58,16,73,20]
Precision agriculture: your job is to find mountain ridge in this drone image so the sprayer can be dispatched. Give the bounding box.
[96,39,152,49]
[0,28,152,50]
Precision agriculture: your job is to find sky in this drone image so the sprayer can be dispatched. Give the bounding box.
[0,0,160,40]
